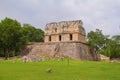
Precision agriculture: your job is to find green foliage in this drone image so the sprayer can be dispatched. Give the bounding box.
[87,29,120,58]
[0,17,44,59]
[21,24,44,42]
[103,35,120,58]
[112,35,120,44]
[0,17,23,59]
[87,29,109,50]
[0,60,120,80]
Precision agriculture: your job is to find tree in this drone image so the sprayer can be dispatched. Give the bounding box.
[21,24,44,42]
[87,29,120,58]
[0,17,23,59]
[112,35,120,44]
[109,35,120,58]
[87,29,109,52]
[0,17,44,59]
[104,35,120,58]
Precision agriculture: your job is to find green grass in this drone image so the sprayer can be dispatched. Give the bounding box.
[0,59,120,80]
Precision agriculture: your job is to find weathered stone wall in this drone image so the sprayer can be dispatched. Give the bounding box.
[44,20,86,43]
[22,42,98,61]
[45,20,84,35]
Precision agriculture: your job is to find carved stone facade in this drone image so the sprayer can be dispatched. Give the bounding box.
[45,20,86,43]
[22,20,99,61]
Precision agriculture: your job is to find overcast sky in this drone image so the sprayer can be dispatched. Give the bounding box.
[0,0,120,36]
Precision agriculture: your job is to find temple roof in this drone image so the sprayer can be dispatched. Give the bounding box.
[45,20,86,35]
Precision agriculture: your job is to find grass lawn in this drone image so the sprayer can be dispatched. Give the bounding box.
[0,59,120,80]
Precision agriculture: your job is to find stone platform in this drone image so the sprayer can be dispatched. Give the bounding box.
[22,42,99,61]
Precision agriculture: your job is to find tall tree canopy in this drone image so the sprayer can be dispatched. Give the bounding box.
[87,29,120,58]
[0,17,23,59]
[21,24,44,42]
[0,17,44,59]
[104,35,120,58]
[87,29,109,51]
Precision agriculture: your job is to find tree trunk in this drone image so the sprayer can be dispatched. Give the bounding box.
[4,48,9,60]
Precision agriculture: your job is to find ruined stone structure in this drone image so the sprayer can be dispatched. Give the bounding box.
[45,20,86,43]
[22,20,99,61]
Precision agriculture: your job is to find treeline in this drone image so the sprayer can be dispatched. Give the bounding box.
[0,17,44,59]
[87,29,120,58]
[0,17,119,59]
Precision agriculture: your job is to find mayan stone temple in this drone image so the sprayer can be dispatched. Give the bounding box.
[22,20,99,61]
[45,20,86,43]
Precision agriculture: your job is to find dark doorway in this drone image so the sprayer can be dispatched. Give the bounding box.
[59,35,61,41]
[70,34,72,40]
[49,36,51,41]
